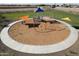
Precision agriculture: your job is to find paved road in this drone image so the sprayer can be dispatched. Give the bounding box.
[0,8,36,13]
[54,7,79,14]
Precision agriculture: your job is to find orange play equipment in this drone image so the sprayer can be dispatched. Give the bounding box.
[20,16,29,21]
[20,16,32,23]
[20,16,36,24]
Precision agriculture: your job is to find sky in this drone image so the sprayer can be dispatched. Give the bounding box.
[0,0,79,4]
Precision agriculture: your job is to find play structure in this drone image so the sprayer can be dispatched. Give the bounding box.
[20,16,68,33]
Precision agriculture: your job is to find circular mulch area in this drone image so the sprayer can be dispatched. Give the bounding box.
[8,21,70,45]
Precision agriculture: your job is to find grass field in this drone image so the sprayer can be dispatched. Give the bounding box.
[1,9,79,26]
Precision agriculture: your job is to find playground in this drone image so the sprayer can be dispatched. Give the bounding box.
[0,6,79,55]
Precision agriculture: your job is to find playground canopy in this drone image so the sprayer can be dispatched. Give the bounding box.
[35,7,44,12]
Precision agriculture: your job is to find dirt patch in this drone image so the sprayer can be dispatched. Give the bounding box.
[8,21,70,45]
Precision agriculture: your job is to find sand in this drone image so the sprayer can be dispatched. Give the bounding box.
[8,21,70,45]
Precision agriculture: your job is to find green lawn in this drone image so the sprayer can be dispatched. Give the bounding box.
[1,9,79,26]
